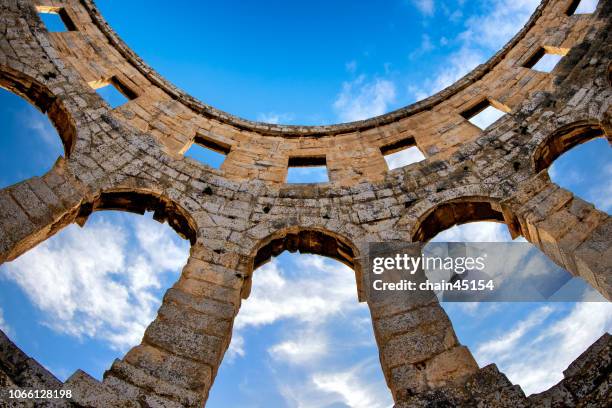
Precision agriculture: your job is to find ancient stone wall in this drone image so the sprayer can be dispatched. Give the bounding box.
[0,0,610,406]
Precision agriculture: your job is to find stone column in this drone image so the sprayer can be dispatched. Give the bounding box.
[362,244,478,403]
[101,244,245,407]
[502,172,611,300]
[368,298,478,402]
[0,159,84,265]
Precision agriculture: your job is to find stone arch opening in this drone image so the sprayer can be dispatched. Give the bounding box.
[0,67,77,158]
[76,189,198,245]
[411,197,507,243]
[246,226,361,299]
[207,227,390,406]
[533,121,609,173]
[0,198,192,384]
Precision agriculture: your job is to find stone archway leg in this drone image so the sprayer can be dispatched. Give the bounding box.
[98,244,244,407]
[0,159,85,265]
[502,172,611,300]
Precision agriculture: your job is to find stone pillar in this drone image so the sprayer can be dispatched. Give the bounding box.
[368,298,478,402]
[502,172,611,300]
[363,244,478,403]
[101,244,244,407]
[0,159,84,265]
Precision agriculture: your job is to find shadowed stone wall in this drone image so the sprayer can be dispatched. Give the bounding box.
[0,0,610,406]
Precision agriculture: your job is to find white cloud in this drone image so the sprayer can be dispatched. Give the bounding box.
[229,254,392,406]
[1,214,189,350]
[472,289,612,395]
[333,75,396,122]
[279,359,393,408]
[19,108,59,147]
[410,0,538,100]
[431,222,513,243]
[0,307,13,337]
[226,333,245,361]
[234,256,359,331]
[410,46,485,100]
[411,0,435,16]
[256,112,295,124]
[587,163,612,212]
[475,306,554,362]
[268,327,328,364]
[409,34,436,59]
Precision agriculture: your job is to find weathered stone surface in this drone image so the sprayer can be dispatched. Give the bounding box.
[0,0,610,406]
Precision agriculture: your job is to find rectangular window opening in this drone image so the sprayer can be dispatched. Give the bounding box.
[566,0,598,15]
[286,156,329,183]
[461,99,508,130]
[90,77,137,109]
[380,137,425,170]
[184,138,229,169]
[36,6,77,32]
[523,47,565,73]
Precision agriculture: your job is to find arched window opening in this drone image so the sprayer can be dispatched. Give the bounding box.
[0,87,64,189]
[548,136,611,214]
[533,122,608,173]
[0,209,191,383]
[425,220,610,397]
[208,250,391,407]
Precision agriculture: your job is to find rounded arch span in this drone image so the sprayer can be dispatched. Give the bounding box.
[0,65,76,157]
[245,226,364,300]
[533,121,610,173]
[411,196,507,243]
[77,189,198,245]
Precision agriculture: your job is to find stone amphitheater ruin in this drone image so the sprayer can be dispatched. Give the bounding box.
[0,0,611,406]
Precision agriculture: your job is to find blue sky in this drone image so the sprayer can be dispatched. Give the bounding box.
[0,0,610,407]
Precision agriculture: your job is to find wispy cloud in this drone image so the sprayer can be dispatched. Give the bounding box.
[233,256,359,332]
[475,306,554,362]
[431,221,513,242]
[256,112,295,124]
[410,0,538,99]
[587,163,612,212]
[0,307,13,337]
[473,289,612,395]
[333,75,396,122]
[279,359,392,408]
[345,60,357,73]
[226,254,391,407]
[18,108,59,147]
[411,0,435,16]
[1,214,189,350]
[268,327,329,364]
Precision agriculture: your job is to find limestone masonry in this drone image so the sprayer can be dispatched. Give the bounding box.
[0,0,611,406]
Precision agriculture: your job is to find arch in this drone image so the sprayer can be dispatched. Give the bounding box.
[411,197,506,242]
[0,65,77,157]
[532,121,609,173]
[246,226,363,300]
[77,189,198,245]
